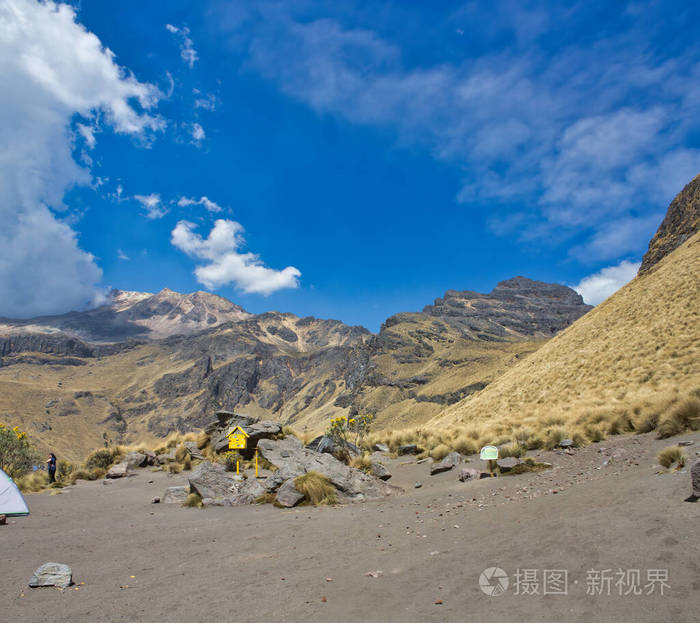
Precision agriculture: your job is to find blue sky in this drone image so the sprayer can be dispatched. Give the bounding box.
[2,0,699,330]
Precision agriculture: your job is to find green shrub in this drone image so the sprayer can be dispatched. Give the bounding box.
[0,423,39,478]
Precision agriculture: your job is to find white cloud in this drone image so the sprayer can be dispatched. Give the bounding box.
[191,122,205,144]
[171,219,301,295]
[134,193,168,220]
[177,196,222,213]
[573,260,640,305]
[194,93,217,110]
[165,23,198,69]
[220,3,700,261]
[117,249,130,261]
[0,0,162,318]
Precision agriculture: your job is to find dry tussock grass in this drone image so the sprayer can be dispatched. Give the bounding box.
[657,446,686,469]
[294,471,336,505]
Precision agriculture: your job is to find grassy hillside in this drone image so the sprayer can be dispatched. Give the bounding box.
[430,230,700,444]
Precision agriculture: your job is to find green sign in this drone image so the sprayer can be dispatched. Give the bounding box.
[480,445,499,460]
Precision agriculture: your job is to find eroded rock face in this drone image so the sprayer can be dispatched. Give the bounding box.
[257,437,401,501]
[640,173,700,274]
[162,486,189,504]
[188,462,239,500]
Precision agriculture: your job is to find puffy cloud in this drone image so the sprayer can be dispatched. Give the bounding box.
[177,196,222,213]
[573,260,640,305]
[134,194,168,220]
[171,219,301,295]
[165,23,198,69]
[0,0,162,318]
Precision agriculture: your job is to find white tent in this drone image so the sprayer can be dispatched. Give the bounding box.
[0,468,29,516]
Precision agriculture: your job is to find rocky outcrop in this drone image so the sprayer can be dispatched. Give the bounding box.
[257,437,401,502]
[640,173,700,274]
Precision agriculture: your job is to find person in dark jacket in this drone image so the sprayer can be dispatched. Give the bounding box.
[46,453,57,484]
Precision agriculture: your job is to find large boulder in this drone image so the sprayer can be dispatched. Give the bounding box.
[397,444,420,456]
[188,461,239,500]
[124,452,148,469]
[105,462,129,479]
[275,479,305,507]
[209,413,258,452]
[29,562,72,589]
[258,437,401,501]
[430,452,462,475]
[263,465,305,493]
[227,478,265,505]
[162,486,189,504]
[246,420,282,445]
[692,459,700,497]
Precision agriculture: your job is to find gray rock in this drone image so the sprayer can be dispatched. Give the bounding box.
[370,462,392,481]
[188,461,239,500]
[264,465,304,493]
[692,460,700,496]
[162,486,189,504]
[183,441,205,460]
[678,440,695,447]
[414,481,422,488]
[398,444,419,455]
[105,462,129,479]
[143,449,157,465]
[157,449,176,464]
[29,562,72,589]
[372,443,390,453]
[125,452,148,469]
[430,452,462,475]
[258,437,401,501]
[497,457,520,470]
[275,479,305,507]
[306,435,360,457]
[458,467,480,482]
[559,439,574,448]
[246,420,282,445]
[228,478,265,505]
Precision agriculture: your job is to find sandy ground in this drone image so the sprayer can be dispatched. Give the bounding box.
[2,431,699,623]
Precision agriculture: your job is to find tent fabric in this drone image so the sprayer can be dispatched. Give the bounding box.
[0,468,29,516]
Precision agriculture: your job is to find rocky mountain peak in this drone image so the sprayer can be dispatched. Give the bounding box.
[639,173,700,274]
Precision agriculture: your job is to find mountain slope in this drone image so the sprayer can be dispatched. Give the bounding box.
[0,278,589,461]
[431,229,700,434]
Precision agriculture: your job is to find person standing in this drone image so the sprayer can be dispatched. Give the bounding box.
[46,453,57,484]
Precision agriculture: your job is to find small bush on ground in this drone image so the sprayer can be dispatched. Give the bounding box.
[349,454,372,472]
[656,398,700,438]
[294,471,336,505]
[183,492,203,508]
[85,447,123,471]
[657,446,686,469]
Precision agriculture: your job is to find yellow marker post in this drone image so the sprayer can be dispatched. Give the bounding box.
[255,448,259,477]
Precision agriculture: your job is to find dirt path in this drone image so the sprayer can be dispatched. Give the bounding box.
[2,431,698,622]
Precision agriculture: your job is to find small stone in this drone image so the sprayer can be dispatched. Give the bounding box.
[151,497,160,504]
[458,467,480,482]
[678,440,694,447]
[372,443,390,453]
[29,563,72,589]
[559,439,574,448]
[414,482,422,489]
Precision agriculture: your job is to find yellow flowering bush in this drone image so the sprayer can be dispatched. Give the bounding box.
[0,423,39,478]
[327,413,374,450]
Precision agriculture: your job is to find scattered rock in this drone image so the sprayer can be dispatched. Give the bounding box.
[151,497,160,504]
[692,460,700,496]
[28,563,72,589]
[398,444,420,456]
[678,440,695,447]
[105,462,129,479]
[183,441,205,460]
[370,462,392,481]
[228,478,265,505]
[559,439,574,448]
[124,452,148,469]
[497,457,520,470]
[430,452,462,475]
[414,482,422,488]
[161,486,189,504]
[275,479,305,507]
[372,443,390,453]
[157,449,176,464]
[458,467,480,482]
